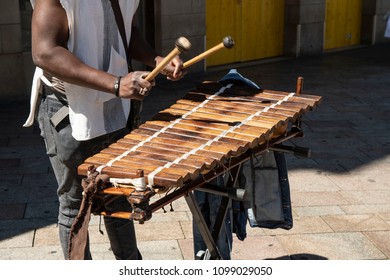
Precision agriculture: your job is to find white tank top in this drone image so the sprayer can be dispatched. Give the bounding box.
[25,0,140,140]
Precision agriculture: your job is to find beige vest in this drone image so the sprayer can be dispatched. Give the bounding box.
[25,0,140,140]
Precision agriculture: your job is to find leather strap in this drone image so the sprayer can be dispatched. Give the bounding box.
[109,0,142,131]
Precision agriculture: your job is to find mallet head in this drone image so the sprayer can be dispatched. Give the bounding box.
[222,36,235,49]
[175,37,192,53]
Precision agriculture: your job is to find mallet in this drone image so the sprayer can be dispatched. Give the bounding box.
[144,37,191,82]
[183,36,235,69]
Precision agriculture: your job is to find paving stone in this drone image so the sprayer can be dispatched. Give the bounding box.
[0,158,20,168]
[0,183,25,203]
[291,191,350,207]
[341,204,390,215]
[322,214,390,232]
[34,226,60,247]
[138,240,184,260]
[0,203,25,219]
[245,225,266,236]
[288,170,340,192]
[232,235,290,260]
[262,216,334,236]
[178,235,293,260]
[326,172,389,191]
[276,232,386,260]
[18,157,52,173]
[364,231,390,259]
[24,202,59,219]
[294,205,345,217]
[0,246,63,260]
[379,213,390,223]
[21,172,57,188]
[0,229,34,249]
[89,243,115,260]
[177,238,194,260]
[0,218,57,231]
[340,190,390,204]
[134,221,185,241]
[144,211,190,223]
[21,184,58,203]
[88,225,111,245]
[180,220,193,239]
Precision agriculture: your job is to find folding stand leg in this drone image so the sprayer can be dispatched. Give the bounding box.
[185,165,242,260]
[185,192,222,260]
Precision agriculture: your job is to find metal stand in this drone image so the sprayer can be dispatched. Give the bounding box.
[185,165,243,260]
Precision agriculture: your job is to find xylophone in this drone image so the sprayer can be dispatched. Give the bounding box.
[76,77,321,216]
[69,37,322,259]
[70,77,321,259]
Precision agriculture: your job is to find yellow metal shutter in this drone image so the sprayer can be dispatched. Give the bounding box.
[325,0,362,50]
[206,0,285,67]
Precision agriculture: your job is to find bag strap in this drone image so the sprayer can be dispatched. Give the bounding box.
[109,0,142,131]
[109,0,130,63]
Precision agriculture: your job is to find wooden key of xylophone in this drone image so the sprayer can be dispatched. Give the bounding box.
[142,121,261,147]
[117,137,226,165]
[102,143,215,170]
[122,130,240,159]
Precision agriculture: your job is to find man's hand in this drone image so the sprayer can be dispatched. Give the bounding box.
[155,55,187,81]
[118,71,155,99]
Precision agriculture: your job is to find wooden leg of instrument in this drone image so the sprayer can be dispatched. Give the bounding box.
[296,77,304,95]
[184,191,222,260]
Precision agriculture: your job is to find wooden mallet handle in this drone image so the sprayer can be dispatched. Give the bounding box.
[145,37,191,82]
[183,36,234,69]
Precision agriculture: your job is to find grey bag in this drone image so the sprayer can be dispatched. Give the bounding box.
[238,150,293,230]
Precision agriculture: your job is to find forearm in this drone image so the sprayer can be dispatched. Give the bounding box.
[32,45,117,94]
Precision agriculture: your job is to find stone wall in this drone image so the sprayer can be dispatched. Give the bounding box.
[0,0,33,101]
[154,0,206,73]
[284,0,326,57]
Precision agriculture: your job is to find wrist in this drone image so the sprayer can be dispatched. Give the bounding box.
[114,76,122,97]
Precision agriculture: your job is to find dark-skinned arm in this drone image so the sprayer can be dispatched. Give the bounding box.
[31,0,152,99]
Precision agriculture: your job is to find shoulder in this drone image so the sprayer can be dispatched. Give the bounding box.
[32,0,64,9]
[31,0,69,47]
